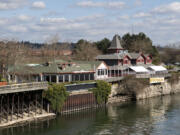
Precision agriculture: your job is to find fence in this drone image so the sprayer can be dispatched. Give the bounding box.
[65,82,96,92]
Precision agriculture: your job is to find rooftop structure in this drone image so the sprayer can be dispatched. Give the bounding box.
[108,34,124,53]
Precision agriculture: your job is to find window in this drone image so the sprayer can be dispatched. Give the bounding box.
[98,69,107,76]
[105,69,107,75]
[124,60,128,64]
[98,70,101,75]
[59,75,63,82]
[101,70,104,75]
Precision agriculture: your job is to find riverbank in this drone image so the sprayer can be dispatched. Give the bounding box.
[0,112,55,128]
[109,79,180,103]
[136,80,180,100]
[2,94,180,135]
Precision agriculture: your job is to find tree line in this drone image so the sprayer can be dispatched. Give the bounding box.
[0,32,179,77]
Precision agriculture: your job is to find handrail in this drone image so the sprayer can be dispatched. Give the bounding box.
[0,82,48,91]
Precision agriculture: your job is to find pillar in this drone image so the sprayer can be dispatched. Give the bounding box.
[49,75,52,82]
[15,75,18,83]
[22,93,24,118]
[89,74,91,80]
[56,75,59,83]
[47,104,49,113]
[11,95,14,121]
[84,74,86,81]
[63,75,65,82]
[40,74,43,81]
[8,74,11,82]
[17,94,19,119]
[41,92,43,114]
[35,93,37,115]
[69,74,72,82]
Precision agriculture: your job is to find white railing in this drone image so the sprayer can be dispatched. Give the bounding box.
[136,73,171,78]
[107,72,171,79]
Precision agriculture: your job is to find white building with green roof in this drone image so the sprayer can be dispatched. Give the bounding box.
[7,60,109,83]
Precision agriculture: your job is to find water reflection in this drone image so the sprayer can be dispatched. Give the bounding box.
[1,94,180,135]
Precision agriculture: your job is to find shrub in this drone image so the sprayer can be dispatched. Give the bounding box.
[0,75,6,82]
[43,83,69,113]
[90,80,111,104]
[168,72,180,85]
[120,75,149,97]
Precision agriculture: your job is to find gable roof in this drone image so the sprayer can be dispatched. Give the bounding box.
[108,34,123,50]
[96,52,132,60]
[8,60,104,75]
[129,53,141,59]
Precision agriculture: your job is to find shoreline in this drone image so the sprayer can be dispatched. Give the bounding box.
[1,80,179,128]
[0,113,56,128]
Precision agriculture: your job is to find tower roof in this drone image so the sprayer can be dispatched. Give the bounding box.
[108,34,123,50]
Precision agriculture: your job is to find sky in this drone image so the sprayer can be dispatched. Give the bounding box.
[0,0,180,45]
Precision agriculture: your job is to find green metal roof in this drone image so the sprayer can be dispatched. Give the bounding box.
[8,60,101,75]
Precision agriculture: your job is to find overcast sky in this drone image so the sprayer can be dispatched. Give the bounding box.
[0,0,180,45]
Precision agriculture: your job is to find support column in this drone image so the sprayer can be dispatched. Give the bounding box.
[0,96,1,124]
[22,93,24,118]
[56,75,59,83]
[35,93,37,115]
[8,74,11,82]
[17,94,19,119]
[89,74,91,80]
[7,94,9,122]
[28,94,30,117]
[15,75,17,83]
[40,74,43,81]
[41,92,43,114]
[84,74,85,81]
[69,74,72,82]
[0,96,4,124]
[11,95,15,121]
[63,75,65,82]
[49,75,52,82]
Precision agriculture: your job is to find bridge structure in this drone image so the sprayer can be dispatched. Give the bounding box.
[0,82,48,126]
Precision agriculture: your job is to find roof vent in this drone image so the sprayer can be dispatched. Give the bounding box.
[44,62,50,66]
[58,64,65,70]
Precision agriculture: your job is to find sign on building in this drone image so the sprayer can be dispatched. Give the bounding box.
[150,77,165,84]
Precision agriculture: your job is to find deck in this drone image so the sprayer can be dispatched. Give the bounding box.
[0,82,48,94]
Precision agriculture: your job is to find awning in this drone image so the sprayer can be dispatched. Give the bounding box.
[149,66,167,71]
[130,66,149,73]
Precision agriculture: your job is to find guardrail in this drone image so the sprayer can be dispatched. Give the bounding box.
[136,73,171,78]
[0,82,48,94]
[65,82,96,92]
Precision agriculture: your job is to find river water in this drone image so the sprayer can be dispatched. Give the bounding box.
[1,94,180,135]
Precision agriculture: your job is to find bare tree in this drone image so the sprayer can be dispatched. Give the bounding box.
[0,40,27,79]
[73,41,101,61]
